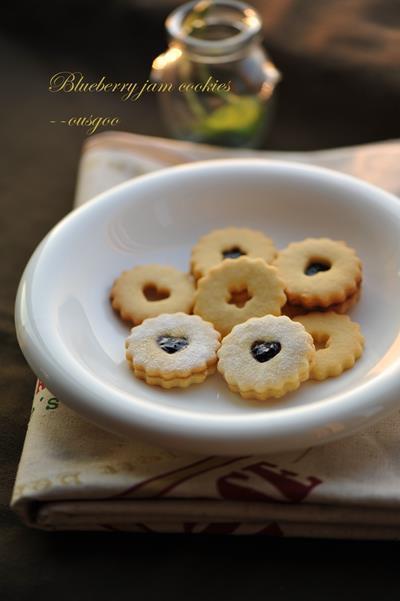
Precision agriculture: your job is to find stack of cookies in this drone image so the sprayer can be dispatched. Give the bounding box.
[125,313,221,389]
[110,227,364,402]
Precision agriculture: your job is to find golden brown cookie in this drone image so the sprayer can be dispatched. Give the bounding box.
[125,313,221,388]
[111,264,195,325]
[217,315,315,400]
[274,238,362,308]
[282,285,362,318]
[294,312,364,380]
[193,256,286,337]
[191,227,277,280]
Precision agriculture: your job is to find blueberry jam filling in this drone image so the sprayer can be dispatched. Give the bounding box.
[251,340,281,363]
[222,247,245,259]
[305,262,331,276]
[157,335,189,354]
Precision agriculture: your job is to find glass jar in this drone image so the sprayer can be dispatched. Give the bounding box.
[151,0,281,148]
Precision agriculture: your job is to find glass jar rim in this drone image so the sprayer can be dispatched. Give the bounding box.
[166,0,262,57]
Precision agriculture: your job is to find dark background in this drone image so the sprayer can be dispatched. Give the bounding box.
[1,1,400,599]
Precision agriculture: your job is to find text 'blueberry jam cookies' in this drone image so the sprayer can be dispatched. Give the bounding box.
[191,227,277,280]
[193,256,286,337]
[125,313,221,388]
[217,315,315,400]
[111,264,195,325]
[274,238,362,309]
[294,312,364,380]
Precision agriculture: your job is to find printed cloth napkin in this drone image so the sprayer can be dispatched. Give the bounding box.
[11,132,400,539]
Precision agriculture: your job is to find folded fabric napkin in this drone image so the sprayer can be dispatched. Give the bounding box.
[11,132,400,538]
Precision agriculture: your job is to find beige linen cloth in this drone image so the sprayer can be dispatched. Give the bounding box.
[11,132,400,538]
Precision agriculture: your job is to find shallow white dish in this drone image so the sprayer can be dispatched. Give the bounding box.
[15,159,400,455]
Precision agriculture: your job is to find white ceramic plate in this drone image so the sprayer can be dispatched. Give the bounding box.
[15,159,400,454]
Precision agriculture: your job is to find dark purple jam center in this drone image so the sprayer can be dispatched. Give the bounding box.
[251,340,281,363]
[305,262,331,276]
[222,247,245,259]
[157,335,189,354]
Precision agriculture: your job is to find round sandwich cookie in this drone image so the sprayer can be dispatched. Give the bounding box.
[193,256,286,337]
[191,227,277,280]
[294,312,364,380]
[125,313,221,389]
[111,264,195,325]
[217,315,315,401]
[282,284,362,318]
[274,238,362,309]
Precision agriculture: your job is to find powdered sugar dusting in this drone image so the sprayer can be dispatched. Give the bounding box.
[218,315,314,391]
[126,313,220,374]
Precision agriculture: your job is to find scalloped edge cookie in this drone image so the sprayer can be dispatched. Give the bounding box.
[217,315,315,400]
[194,256,286,337]
[191,227,277,280]
[282,285,361,318]
[111,264,195,325]
[294,312,364,380]
[125,313,221,388]
[274,238,362,308]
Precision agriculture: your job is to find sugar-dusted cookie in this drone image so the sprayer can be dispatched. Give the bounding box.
[193,256,286,337]
[274,238,362,308]
[217,315,315,400]
[125,313,221,388]
[282,285,361,318]
[294,312,364,380]
[111,264,195,325]
[191,227,277,280]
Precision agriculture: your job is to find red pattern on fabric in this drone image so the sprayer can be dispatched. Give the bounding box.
[217,460,322,503]
[154,457,250,498]
[112,456,251,499]
[138,521,284,535]
[183,522,242,535]
[113,456,216,498]
[256,522,284,537]
[35,380,46,395]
